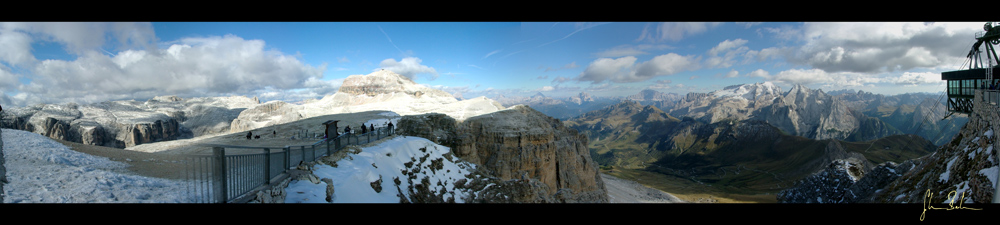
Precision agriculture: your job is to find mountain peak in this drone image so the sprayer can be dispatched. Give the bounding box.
[337,70,449,98]
[712,82,782,101]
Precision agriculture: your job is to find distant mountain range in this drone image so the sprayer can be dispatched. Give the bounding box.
[496,82,963,146]
[564,99,938,193]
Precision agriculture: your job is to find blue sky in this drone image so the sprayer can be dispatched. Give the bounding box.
[0,22,990,107]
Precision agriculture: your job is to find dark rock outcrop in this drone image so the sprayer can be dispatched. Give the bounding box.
[395,113,459,146]
[775,153,918,203]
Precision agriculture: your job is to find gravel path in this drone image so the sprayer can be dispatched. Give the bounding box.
[602,173,686,203]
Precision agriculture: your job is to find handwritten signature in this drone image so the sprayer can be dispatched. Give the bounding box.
[921,189,982,221]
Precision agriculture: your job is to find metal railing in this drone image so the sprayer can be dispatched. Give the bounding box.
[985,90,1000,106]
[184,127,394,203]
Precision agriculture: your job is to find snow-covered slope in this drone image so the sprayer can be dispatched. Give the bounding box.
[285,136,478,203]
[1,129,194,203]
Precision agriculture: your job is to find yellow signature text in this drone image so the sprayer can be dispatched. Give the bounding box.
[921,189,982,221]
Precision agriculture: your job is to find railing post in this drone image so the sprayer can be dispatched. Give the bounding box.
[212,147,227,203]
[263,148,271,185]
[300,146,306,166]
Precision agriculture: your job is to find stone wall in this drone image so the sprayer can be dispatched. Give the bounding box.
[973,90,1000,203]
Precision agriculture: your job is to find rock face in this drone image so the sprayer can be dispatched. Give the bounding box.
[1,95,258,148]
[782,90,998,204]
[454,105,607,203]
[398,105,608,203]
[868,90,999,203]
[775,154,908,203]
[395,113,459,145]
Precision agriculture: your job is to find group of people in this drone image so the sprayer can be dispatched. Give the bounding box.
[342,121,394,136]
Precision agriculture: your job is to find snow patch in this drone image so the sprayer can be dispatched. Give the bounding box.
[979,166,999,189]
[939,156,958,183]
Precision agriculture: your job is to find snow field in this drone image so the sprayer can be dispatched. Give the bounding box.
[2,129,196,203]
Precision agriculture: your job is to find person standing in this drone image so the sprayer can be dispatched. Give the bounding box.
[387,121,394,135]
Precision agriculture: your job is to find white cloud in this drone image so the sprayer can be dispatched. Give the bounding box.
[884,72,944,86]
[770,69,833,85]
[18,34,326,106]
[577,53,699,83]
[593,44,673,58]
[749,69,770,79]
[0,29,36,66]
[378,57,438,81]
[537,86,555,92]
[633,53,699,80]
[725,70,739,78]
[706,39,752,68]
[483,49,502,59]
[636,22,722,42]
[576,56,637,83]
[708,39,748,56]
[647,79,674,90]
[551,76,572,84]
[792,22,982,73]
[2,22,157,55]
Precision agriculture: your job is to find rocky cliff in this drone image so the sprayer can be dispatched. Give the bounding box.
[397,105,608,203]
[779,90,998,204]
[867,91,998,203]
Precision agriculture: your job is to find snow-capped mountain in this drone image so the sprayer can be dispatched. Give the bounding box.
[668,82,784,124]
[229,70,506,133]
[667,83,903,142]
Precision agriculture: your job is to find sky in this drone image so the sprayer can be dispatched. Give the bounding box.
[0,22,992,107]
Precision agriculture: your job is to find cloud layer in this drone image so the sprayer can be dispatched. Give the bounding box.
[0,22,328,106]
[574,53,699,83]
[378,57,438,81]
